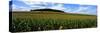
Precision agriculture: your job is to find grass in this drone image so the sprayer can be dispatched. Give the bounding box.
[10,11,97,32]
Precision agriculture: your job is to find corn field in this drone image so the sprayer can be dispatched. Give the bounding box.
[10,12,97,32]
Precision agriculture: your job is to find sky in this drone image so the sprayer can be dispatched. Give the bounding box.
[11,0,97,15]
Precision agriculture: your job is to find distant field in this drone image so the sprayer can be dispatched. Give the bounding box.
[10,11,97,32]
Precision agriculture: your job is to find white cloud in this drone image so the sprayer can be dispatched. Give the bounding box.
[71,6,94,14]
[75,6,89,12]
[20,1,49,8]
[12,4,30,11]
[31,6,46,10]
[50,4,65,10]
[23,1,42,6]
[12,4,17,9]
[18,1,50,6]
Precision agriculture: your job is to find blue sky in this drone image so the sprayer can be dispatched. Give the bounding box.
[11,0,97,15]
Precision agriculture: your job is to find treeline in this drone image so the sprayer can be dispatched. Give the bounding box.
[30,9,64,13]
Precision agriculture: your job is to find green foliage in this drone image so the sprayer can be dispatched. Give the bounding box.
[10,12,97,32]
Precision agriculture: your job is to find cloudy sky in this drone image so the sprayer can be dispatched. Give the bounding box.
[11,0,97,15]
